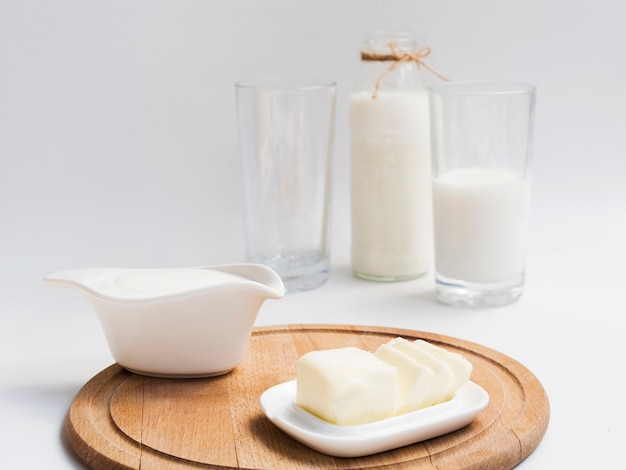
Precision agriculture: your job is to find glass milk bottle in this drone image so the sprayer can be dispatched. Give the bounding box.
[350,31,434,281]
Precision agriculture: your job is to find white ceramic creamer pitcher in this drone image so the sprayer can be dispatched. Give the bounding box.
[44,264,285,378]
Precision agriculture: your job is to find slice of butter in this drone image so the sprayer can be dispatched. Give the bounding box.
[375,343,435,413]
[413,339,473,401]
[388,338,455,408]
[295,347,398,425]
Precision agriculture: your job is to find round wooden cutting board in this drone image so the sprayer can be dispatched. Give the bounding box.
[66,324,549,469]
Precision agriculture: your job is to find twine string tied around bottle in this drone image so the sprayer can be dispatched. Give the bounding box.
[361,40,449,99]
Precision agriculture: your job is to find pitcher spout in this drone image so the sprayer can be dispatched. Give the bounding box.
[210,263,285,300]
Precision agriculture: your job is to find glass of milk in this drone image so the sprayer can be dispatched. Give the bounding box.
[429,82,536,307]
[235,79,336,292]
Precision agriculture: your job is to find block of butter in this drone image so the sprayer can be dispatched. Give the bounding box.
[295,338,473,426]
[295,346,398,426]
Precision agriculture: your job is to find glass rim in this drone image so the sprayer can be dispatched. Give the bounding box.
[429,81,536,96]
[235,78,336,92]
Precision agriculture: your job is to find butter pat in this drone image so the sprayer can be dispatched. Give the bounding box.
[386,337,454,407]
[295,347,398,425]
[375,343,435,413]
[376,338,473,411]
[412,339,472,401]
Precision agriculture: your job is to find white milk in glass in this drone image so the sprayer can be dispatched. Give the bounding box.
[350,90,432,280]
[432,167,530,283]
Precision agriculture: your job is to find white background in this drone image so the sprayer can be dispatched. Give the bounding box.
[1,1,625,468]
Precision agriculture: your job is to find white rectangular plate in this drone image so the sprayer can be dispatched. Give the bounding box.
[260,379,489,458]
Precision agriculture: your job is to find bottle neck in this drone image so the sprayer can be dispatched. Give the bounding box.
[355,32,423,96]
[360,31,419,56]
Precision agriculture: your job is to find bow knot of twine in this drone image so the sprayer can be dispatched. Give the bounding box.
[361,41,449,99]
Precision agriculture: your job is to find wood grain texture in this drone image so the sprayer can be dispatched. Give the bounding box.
[66,324,550,469]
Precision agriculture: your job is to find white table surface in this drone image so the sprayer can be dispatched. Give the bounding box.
[2,1,626,468]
